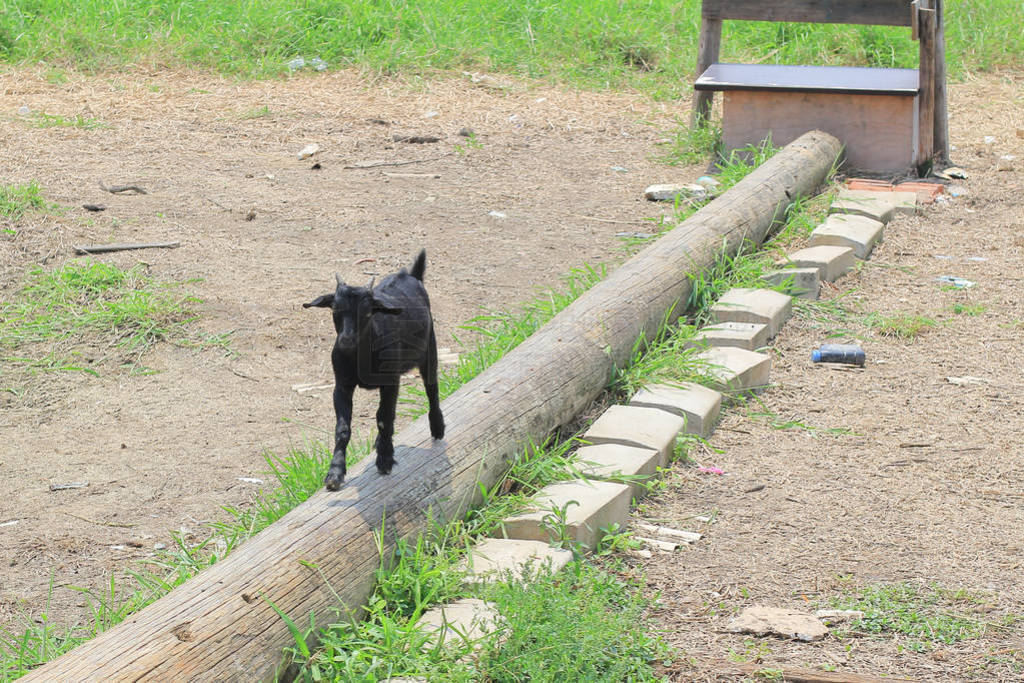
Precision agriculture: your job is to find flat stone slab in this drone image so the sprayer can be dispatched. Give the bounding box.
[695,346,771,394]
[783,245,855,282]
[691,321,769,351]
[828,188,915,223]
[838,188,916,215]
[582,404,686,463]
[419,598,502,647]
[575,443,663,499]
[761,267,820,300]
[629,382,722,437]
[809,213,884,259]
[498,479,632,550]
[463,538,573,584]
[709,288,792,338]
[727,606,829,642]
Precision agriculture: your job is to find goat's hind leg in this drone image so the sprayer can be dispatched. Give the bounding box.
[424,327,445,439]
[325,383,355,491]
[374,383,400,474]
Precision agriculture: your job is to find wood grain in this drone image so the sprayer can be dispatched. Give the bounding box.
[23,131,842,683]
[701,0,914,26]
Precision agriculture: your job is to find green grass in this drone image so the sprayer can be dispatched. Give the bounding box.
[864,311,938,339]
[28,112,107,129]
[0,181,54,225]
[827,582,989,653]
[0,261,229,375]
[0,2,1019,91]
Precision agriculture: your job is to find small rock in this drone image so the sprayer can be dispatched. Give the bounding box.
[728,606,830,642]
[996,155,1016,171]
[311,57,328,71]
[17,105,30,116]
[237,477,264,485]
[154,543,167,550]
[297,143,320,160]
[287,57,305,71]
[696,175,721,191]
[488,210,507,219]
[457,127,475,138]
[644,183,706,202]
[610,165,629,173]
[82,204,106,212]
[983,135,997,145]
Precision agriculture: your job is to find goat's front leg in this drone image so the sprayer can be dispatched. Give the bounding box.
[374,383,400,474]
[325,383,355,490]
[424,327,445,439]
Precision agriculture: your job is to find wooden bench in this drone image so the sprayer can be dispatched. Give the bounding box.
[692,0,949,174]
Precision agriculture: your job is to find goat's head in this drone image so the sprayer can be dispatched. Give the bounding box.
[304,274,402,350]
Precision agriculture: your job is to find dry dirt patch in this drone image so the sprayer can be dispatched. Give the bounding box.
[0,67,694,631]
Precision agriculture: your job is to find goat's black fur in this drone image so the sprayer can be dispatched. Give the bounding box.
[304,250,444,490]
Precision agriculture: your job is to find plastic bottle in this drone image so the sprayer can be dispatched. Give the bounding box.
[811,343,865,367]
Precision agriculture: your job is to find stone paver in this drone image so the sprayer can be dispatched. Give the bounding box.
[709,287,792,338]
[582,404,686,463]
[829,192,895,223]
[761,267,820,300]
[809,213,884,259]
[783,245,855,282]
[628,382,722,437]
[690,321,768,351]
[419,598,502,647]
[575,443,663,499]
[695,346,771,394]
[838,188,917,215]
[498,479,632,549]
[463,538,573,583]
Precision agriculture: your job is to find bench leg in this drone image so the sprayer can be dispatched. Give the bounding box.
[691,16,722,127]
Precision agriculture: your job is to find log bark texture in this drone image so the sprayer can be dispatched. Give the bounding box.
[25,131,841,682]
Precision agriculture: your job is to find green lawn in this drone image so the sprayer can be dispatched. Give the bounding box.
[0,1,1020,94]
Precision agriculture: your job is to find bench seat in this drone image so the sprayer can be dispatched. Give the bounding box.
[696,63,921,173]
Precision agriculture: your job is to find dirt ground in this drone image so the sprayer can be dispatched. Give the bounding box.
[1,65,1022,681]
[0,67,694,634]
[637,76,1024,680]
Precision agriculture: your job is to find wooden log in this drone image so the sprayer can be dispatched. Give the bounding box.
[73,241,181,254]
[24,131,842,682]
[691,15,722,127]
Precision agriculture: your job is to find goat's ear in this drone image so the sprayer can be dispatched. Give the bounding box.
[303,293,335,309]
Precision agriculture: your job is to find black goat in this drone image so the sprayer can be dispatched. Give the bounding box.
[304,250,445,490]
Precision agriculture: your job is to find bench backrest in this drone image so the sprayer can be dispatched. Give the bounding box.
[701,1,914,27]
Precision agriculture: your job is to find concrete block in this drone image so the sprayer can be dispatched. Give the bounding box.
[575,443,663,499]
[582,404,686,463]
[809,213,884,259]
[498,479,632,550]
[695,346,771,394]
[629,382,722,437]
[761,267,820,300]
[419,598,501,647]
[838,188,917,215]
[829,189,902,223]
[783,245,855,282]
[709,288,792,338]
[463,538,573,584]
[690,321,769,351]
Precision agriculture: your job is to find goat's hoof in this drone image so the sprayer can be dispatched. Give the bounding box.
[324,473,345,491]
[430,415,445,439]
[376,459,394,475]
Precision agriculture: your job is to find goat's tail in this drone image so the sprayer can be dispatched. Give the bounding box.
[410,249,427,281]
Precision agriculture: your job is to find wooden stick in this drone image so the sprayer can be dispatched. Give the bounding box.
[74,242,181,254]
[714,660,916,683]
[65,512,135,529]
[98,181,149,195]
[344,154,450,169]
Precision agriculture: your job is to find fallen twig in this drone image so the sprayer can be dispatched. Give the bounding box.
[49,482,89,492]
[74,241,181,255]
[99,181,148,195]
[65,512,135,528]
[569,213,643,225]
[344,154,450,170]
[392,135,441,144]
